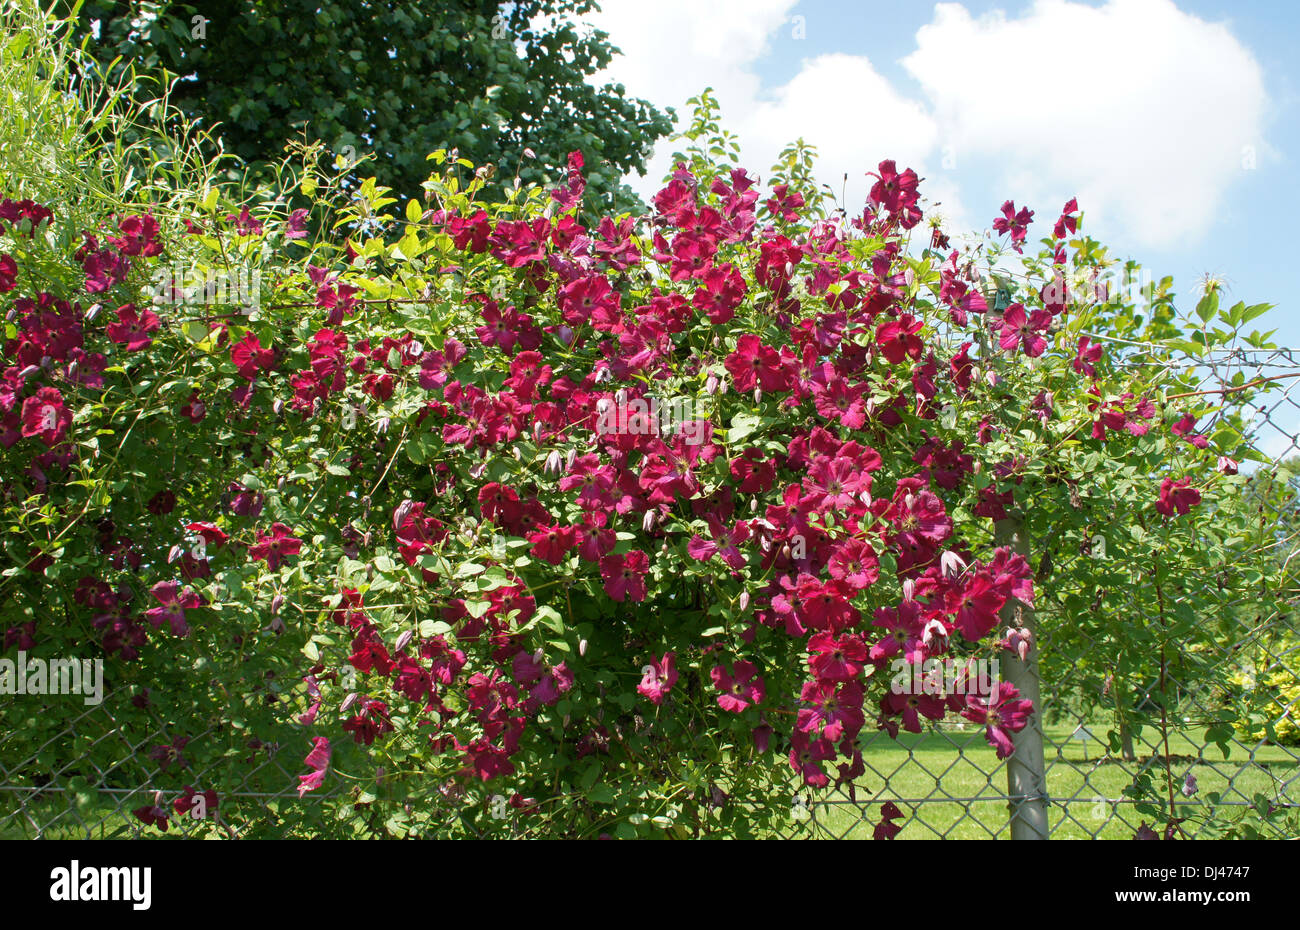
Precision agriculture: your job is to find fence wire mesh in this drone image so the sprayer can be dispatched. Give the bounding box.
[2,349,1297,840]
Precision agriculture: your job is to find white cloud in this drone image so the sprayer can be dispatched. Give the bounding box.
[903,0,1270,248]
[578,0,1269,249]
[581,0,945,217]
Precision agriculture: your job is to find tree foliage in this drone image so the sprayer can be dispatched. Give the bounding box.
[62,0,674,211]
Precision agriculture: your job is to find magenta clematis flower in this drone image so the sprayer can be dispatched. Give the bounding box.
[1156,477,1201,517]
[600,550,649,602]
[637,652,678,705]
[873,801,905,840]
[961,682,1033,759]
[999,303,1053,357]
[826,538,880,590]
[145,581,204,637]
[285,208,310,240]
[806,631,868,682]
[106,303,162,352]
[20,387,71,446]
[788,730,835,787]
[992,199,1034,251]
[249,523,303,570]
[686,516,749,571]
[297,737,332,797]
[711,660,765,713]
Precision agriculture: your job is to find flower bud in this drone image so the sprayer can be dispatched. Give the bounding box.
[271,594,286,615]
[901,578,915,601]
[705,373,719,395]
[544,450,564,475]
[273,398,284,416]
[754,387,763,404]
[738,591,750,612]
[340,692,359,713]
[940,551,967,578]
[395,629,414,653]
[642,510,657,533]
[578,638,588,657]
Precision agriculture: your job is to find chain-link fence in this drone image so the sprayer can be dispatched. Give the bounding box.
[3,348,1298,840]
[783,345,1300,839]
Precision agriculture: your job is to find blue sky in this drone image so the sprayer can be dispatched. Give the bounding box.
[580,0,1297,348]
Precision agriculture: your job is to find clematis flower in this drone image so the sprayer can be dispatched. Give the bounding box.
[711,660,765,712]
[106,303,161,351]
[297,737,332,797]
[226,207,264,236]
[686,516,749,571]
[249,523,303,570]
[600,550,649,602]
[999,303,1053,357]
[873,801,905,840]
[637,652,678,705]
[1073,336,1102,376]
[826,538,880,590]
[807,631,868,682]
[285,208,310,240]
[173,786,218,818]
[145,581,203,637]
[992,200,1034,252]
[788,730,834,787]
[0,253,16,292]
[961,681,1033,759]
[1156,477,1201,517]
[20,387,71,446]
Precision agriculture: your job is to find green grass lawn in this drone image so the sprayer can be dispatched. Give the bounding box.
[798,723,1299,839]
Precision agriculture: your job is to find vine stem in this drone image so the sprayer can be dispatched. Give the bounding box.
[1163,371,1300,400]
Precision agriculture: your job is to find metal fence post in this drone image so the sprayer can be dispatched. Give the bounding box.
[996,516,1049,839]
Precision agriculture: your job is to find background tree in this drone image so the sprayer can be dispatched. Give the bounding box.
[62,0,673,211]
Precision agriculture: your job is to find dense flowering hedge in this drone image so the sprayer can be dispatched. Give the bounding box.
[1,99,1284,837]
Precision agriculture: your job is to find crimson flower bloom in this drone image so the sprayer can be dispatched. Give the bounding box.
[873,801,905,840]
[146,581,203,637]
[807,631,868,681]
[297,737,331,797]
[637,652,678,705]
[173,786,218,818]
[600,550,649,602]
[249,523,303,570]
[0,253,16,292]
[1073,335,1102,376]
[106,303,161,351]
[725,334,787,392]
[788,730,834,787]
[961,682,1033,759]
[1156,477,1201,517]
[999,303,1053,357]
[711,660,765,712]
[20,387,71,446]
[992,199,1034,252]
